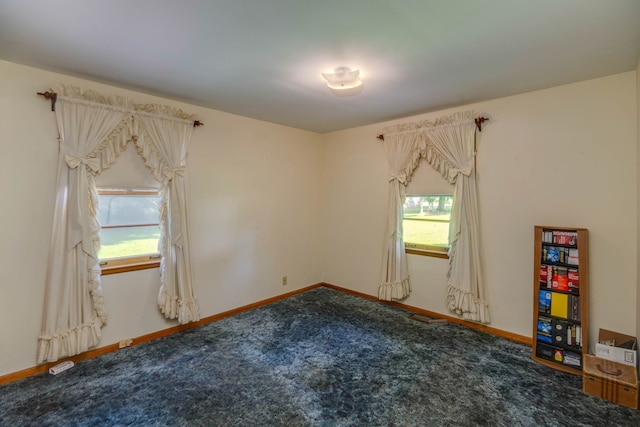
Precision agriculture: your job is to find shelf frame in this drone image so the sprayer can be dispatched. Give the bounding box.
[532,225,589,375]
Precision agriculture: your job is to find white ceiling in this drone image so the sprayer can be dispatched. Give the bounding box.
[1,1,639,133]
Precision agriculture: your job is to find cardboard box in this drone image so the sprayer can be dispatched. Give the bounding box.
[595,329,637,367]
[583,354,638,409]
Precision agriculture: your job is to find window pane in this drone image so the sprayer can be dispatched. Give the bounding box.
[97,191,161,260]
[98,194,161,226]
[98,225,161,259]
[403,195,453,248]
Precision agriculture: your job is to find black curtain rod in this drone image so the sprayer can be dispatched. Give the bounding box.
[376,116,489,141]
[37,91,204,127]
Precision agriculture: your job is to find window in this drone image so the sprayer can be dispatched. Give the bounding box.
[403,194,453,257]
[97,189,161,274]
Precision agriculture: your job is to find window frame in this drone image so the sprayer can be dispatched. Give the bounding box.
[403,194,452,259]
[96,188,162,275]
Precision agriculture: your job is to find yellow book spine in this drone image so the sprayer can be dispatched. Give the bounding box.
[550,292,569,319]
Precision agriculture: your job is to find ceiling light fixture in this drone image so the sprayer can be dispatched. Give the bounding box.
[321,66,363,97]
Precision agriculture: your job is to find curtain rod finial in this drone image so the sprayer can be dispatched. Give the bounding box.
[37,91,57,111]
[377,134,384,141]
[474,117,488,132]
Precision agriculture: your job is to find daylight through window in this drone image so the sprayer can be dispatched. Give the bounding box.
[97,189,161,263]
[403,194,453,253]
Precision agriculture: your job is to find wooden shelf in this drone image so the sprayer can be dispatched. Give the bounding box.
[532,226,589,375]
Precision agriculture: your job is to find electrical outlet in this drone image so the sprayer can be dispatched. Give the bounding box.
[282,276,287,286]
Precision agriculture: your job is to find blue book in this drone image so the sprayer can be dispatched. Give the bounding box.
[539,290,551,314]
[537,334,552,344]
[537,318,552,334]
[546,248,560,263]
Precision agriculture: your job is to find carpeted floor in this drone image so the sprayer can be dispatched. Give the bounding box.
[1,287,639,426]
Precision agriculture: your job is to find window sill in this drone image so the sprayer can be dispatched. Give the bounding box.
[405,247,449,259]
[101,260,160,275]
[100,255,161,275]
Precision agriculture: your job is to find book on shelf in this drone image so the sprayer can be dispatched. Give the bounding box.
[567,248,579,265]
[539,291,580,323]
[554,349,563,362]
[536,344,554,359]
[537,333,552,344]
[567,268,579,292]
[539,290,551,314]
[539,265,551,285]
[544,247,560,263]
[563,351,581,367]
[550,292,569,319]
[551,266,569,291]
[552,230,577,246]
[542,230,578,246]
[542,230,577,245]
[543,246,571,264]
[537,316,552,334]
[569,294,581,322]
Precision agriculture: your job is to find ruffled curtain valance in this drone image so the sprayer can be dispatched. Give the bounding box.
[38,85,201,363]
[378,111,490,324]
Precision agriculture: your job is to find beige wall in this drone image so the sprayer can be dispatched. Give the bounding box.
[0,60,324,376]
[322,72,638,351]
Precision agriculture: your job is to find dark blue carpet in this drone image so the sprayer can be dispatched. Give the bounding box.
[1,287,639,426]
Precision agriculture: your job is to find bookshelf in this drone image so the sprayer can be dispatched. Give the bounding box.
[532,226,588,375]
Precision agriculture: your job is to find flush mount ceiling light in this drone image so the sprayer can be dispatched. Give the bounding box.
[321,66,364,97]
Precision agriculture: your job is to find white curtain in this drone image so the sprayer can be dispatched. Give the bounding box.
[38,86,200,363]
[134,112,200,324]
[38,92,132,363]
[422,116,489,323]
[378,133,421,301]
[378,111,489,323]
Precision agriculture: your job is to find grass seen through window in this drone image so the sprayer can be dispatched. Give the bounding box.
[98,226,161,259]
[403,214,449,247]
[403,195,452,251]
